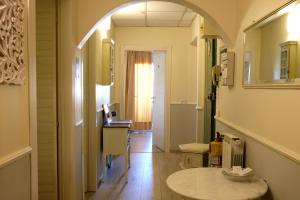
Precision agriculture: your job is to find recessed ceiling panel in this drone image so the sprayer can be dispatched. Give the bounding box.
[182,12,196,21]
[112,12,145,26]
[112,12,145,19]
[115,2,145,14]
[147,20,179,27]
[178,20,193,27]
[147,1,185,12]
[111,1,198,27]
[147,12,182,21]
[113,18,146,27]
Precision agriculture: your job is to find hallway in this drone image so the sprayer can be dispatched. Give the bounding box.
[87,133,184,200]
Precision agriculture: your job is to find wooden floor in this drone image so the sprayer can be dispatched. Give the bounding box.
[130,132,162,153]
[87,133,185,200]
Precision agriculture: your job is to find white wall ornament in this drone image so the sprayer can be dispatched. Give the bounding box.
[0,0,25,85]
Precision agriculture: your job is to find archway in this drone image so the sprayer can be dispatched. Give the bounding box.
[76,0,238,48]
[75,0,235,195]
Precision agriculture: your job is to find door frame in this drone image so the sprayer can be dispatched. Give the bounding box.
[204,38,217,143]
[28,0,38,199]
[120,45,171,152]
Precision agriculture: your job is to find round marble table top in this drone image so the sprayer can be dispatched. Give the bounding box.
[167,168,268,200]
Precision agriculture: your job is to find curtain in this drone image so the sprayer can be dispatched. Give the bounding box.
[125,51,153,130]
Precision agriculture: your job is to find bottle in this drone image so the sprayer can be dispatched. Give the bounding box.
[209,132,223,167]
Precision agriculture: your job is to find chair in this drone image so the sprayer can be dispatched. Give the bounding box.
[178,143,209,169]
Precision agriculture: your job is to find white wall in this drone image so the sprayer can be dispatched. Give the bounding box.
[216,121,300,200]
[218,0,300,157]
[216,1,300,198]
[114,27,197,104]
[113,27,197,150]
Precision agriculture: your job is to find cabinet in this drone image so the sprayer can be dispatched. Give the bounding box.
[280,41,297,79]
[103,125,131,182]
[101,39,115,85]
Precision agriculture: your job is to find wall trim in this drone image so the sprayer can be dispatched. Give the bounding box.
[196,106,204,110]
[215,116,300,165]
[0,146,32,169]
[28,0,38,199]
[170,102,197,105]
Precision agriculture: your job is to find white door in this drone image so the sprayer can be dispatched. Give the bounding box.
[152,51,166,151]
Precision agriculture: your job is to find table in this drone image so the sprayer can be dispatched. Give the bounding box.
[103,123,131,182]
[166,168,268,200]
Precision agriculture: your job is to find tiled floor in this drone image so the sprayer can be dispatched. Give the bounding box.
[87,132,184,200]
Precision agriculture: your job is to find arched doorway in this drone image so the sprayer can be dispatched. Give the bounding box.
[79,0,223,197]
[57,1,236,199]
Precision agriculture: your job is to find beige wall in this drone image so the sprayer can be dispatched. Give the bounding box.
[0,156,31,200]
[0,83,30,158]
[260,14,287,80]
[218,0,300,171]
[82,25,114,192]
[113,27,197,105]
[245,28,261,81]
[0,0,37,199]
[52,0,300,199]
[0,10,30,159]
[58,0,84,199]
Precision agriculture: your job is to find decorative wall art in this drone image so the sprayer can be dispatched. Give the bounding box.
[0,0,25,85]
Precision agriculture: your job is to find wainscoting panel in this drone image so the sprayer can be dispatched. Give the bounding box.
[170,104,197,151]
[216,120,300,200]
[196,108,205,143]
[74,124,84,200]
[0,155,31,200]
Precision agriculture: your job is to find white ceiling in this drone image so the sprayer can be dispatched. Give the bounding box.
[111,1,197,27]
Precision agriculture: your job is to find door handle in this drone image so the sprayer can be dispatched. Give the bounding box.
[207,93,216,101]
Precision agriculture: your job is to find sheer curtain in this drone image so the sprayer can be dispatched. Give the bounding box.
[125,51,153,130]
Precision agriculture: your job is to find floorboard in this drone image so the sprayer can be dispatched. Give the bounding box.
[86,132,184,200]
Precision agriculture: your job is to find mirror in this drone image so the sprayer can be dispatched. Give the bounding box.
[243,1,300,87]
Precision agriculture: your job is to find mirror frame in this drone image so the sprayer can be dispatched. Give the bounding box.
[242,0,300,89]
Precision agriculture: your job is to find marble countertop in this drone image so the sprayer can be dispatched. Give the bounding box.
[166,168,268,200]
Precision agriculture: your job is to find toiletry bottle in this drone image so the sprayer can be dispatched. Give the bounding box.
[209,132,223,167]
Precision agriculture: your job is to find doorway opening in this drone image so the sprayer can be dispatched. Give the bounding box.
[125,50,166,153]
[78,0,223,198]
